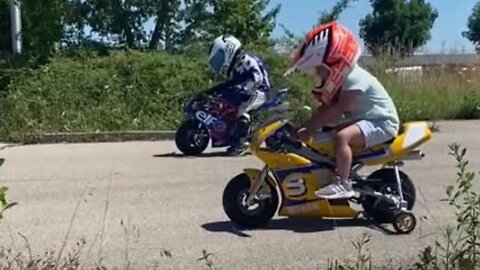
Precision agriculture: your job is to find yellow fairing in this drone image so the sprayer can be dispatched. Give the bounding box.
[278,200,359,218]
[250,119,288,152]
[255,149,310,169]
[275,164,359,218]
[251,149,358,218]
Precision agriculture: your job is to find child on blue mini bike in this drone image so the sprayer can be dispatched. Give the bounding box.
[202,35,272,156]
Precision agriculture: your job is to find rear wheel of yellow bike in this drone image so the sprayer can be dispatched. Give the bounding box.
[222,173,279,229]
[362,168,416,224]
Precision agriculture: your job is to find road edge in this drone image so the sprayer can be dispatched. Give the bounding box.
[0,119,465,146]
[19,130,177,145]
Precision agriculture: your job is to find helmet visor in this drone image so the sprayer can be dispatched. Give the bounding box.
[208,50,225,73]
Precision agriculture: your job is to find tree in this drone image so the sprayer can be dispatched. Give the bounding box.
[21,0,69,61]
[463,2,480,53]
[0,0,10,54]
[209,0,280,45]
[61,0,91,47]
[176,0,208,47]
[318,0,358,25]
[81,0,152,48]
[147,0,182,50]
[177,0,280,50]
[359,0,438,57]
[0,0,281,60]
[0,0,92,62]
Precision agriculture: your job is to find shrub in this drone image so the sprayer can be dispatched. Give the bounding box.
[0,48,479,142]
[0,185,16,222]
[0,186,7,220]
[327,143,480,270]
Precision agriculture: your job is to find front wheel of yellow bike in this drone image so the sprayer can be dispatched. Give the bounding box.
[222,173,279,229]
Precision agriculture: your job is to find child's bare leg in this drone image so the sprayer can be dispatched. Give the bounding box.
[333,124,365,180]
[314,123,365,199]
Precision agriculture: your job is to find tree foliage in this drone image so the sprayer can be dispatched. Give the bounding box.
[318,0,358,25]
[463,2,480,52]
[177,0,280,49]
[147,0,182,50]
[80,0,152,48]
[0,0,280,60]
[359,0,438,57]
[21,0,69,61]
[0,0,69,63]
[0,0,10,54]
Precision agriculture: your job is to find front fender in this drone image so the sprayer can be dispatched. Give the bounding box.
[243,168,277,188]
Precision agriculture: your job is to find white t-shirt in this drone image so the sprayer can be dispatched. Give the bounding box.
[340,64,400,136]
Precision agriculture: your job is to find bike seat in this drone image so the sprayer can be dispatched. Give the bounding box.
[315,123,404,146]
[305,121,429,161]
[381,124,404,145]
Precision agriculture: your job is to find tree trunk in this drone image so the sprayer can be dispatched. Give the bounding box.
[149,17,163,49]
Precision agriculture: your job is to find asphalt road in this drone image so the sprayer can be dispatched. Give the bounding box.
[0,120,479,269]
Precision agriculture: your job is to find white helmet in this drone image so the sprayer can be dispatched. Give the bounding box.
[208,35,242,76]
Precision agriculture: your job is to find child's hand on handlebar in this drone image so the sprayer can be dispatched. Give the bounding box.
[296,127,312,142]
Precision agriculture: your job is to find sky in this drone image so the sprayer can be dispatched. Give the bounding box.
[267,0,478,54]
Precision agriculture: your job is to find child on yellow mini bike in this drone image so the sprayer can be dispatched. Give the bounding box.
[284,21,400,200]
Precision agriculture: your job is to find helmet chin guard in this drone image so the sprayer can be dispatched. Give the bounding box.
[286,22,362,105]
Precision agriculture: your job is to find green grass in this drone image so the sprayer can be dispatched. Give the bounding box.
[0,51,215,141]
[0,48,478,142]
[0,186,7,220]
[0,185,16,222]
[379,68,480,122]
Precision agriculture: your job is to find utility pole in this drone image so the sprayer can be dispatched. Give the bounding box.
[9,0,22,55]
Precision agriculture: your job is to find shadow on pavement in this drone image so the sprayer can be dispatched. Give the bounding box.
[201,217,396,237]
[153,151,251,158]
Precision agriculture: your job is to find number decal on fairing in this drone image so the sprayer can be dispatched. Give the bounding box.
[282,173,307,198]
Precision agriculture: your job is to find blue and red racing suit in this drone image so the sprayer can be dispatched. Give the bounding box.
[204,53,271,117]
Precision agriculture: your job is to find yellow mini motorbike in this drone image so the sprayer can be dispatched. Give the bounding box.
[222,114,432,234]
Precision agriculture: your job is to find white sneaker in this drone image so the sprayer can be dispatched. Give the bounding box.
[315,180,354,199]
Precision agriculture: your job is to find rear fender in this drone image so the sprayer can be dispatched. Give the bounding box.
[243,168,277,188]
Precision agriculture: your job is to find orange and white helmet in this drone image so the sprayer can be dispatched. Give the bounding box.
[285,21,362,105]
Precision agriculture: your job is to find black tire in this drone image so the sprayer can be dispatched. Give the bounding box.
[361,168,416,223]
[222,173,279,229]
[392,211,417,234]
[175,119,210,156]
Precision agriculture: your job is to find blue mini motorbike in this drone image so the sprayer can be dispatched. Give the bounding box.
[175,88,289,156]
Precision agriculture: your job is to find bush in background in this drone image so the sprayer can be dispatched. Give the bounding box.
[0,48,479,142]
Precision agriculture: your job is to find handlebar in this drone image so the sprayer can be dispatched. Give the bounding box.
[282,132,303,149]
[273,125,303,149]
